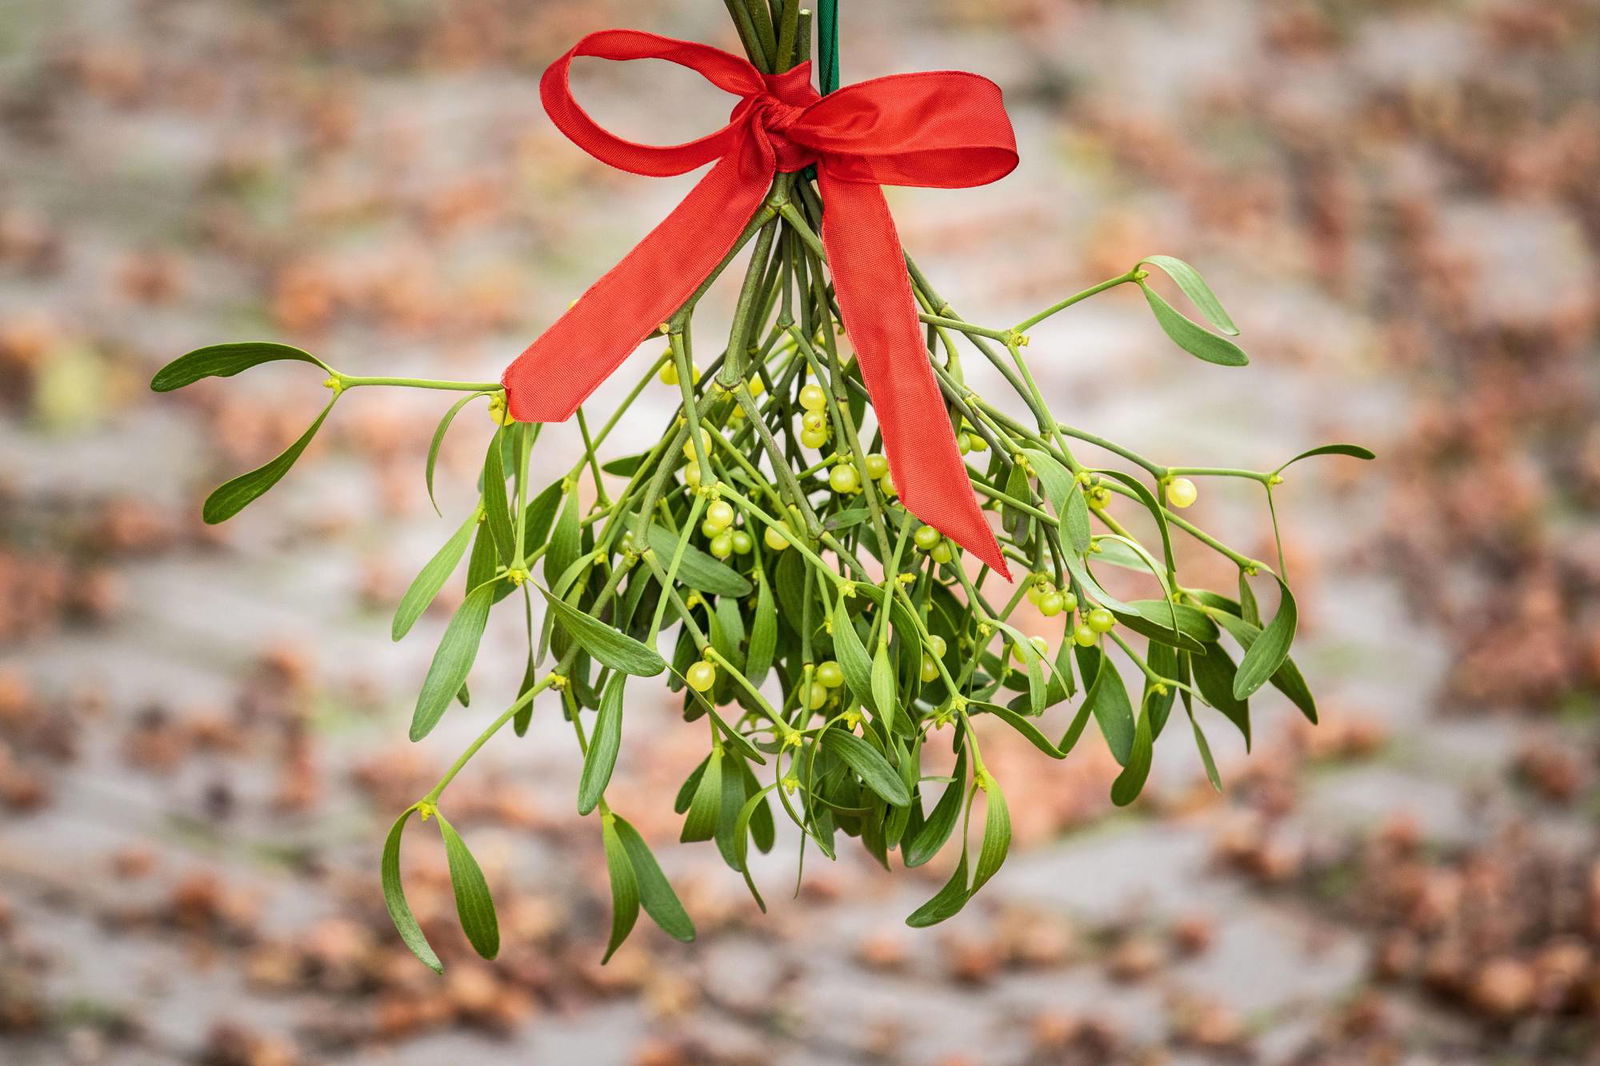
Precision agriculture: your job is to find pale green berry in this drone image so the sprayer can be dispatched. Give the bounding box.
[686,661,717,692]
[1166,477,1199,509]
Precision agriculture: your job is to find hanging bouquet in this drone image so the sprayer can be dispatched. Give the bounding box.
[152,1,1369,968]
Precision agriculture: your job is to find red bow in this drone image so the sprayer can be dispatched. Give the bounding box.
[502,29,1018,576]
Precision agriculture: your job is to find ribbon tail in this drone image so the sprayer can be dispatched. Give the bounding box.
[815,173,1010,579]
[503,138,773,422]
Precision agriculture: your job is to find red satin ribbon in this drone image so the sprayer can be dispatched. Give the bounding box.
[502,29,1018,576]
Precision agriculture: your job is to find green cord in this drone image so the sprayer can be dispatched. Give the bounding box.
[817,0,839,94]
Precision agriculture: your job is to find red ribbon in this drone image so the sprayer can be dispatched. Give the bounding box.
[502,29,1018,576]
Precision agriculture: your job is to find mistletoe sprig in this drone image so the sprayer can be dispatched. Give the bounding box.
[151,7,1371,969]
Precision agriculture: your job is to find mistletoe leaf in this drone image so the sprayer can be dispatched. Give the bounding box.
[904,744,967,868]
[612,815,695,942]
[539,588,666,676]
[578,675,626,815]
[411,579,499,741]
[380,810,442,973]
[436,814,498,960]
[646,525,752,597]
[600,817,640,963]
[425,392,488,515]
[906,848,970,928]
[1234,575,1297,700]
[392,512,477,642]
[151,341,327,392]
[822,729,910,807]
[1139,255,1239,335]
[202,401,335,524]
[969,778,1011,894]
[1141,283,1249,367]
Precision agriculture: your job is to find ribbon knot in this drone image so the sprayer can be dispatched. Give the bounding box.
[502,29,1019,577]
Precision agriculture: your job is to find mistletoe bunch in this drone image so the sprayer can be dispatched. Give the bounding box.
[151,2,1369,969]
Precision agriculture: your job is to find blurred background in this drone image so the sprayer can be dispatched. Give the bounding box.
[2,1,1599,1064]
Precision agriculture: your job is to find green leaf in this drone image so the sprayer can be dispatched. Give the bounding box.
[1095,469,1174,573]
[410,578,498,741]
[680,749,723,842]
[1022,448,1081,545]
[870,642,898,731]
[465,513,496,590]
[1234,575,1296,700]
[481,429,516,566]
[612,815,695,942]
[823,507,870,532]
[601,453,647,476]
[425,392,488,515]
[1212,612,1317,724]
[645,525,751,597]
[730,787,773,911]
[822,729,910,807]
[392,512,476,641]
[1145,640,1179,738]
[969,778,1011,895]
[904,746,968,867]
[150,341,327,392]
[1186,702,1223,791]
[600,816,640,963]
[1064,550,1138,616]
[1139,255,1239,335]
[1112,599,1217,651]
[1002,461,1032,540]
[1062,479,1092,554]
[970,702,1065,759]
[906,849,970,927]
[1110,699,1155,807]
[1141,283,1248,367]
[1193,642,1251,747]
[202,400,335,524]
[538,588,666,676]
[744,573,777,685]
[831,602,877,715]
[380,810,442,973]
[577,675,625,815]
[1277,443,1375,472]
[544,491,579,588]
[522,481,564,553]
[1080,646,1135,765]
[436,813,498,959]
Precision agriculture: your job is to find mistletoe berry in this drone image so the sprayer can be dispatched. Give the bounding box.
[685,661,717,693]
[1166,476,1199,508]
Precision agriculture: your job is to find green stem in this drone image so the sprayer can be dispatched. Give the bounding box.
[1011,269,1143,334]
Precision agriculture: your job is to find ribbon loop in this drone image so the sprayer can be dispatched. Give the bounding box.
[503,29,1019,577]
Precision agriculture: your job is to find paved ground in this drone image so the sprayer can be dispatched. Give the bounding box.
[2,1,1597,1064]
